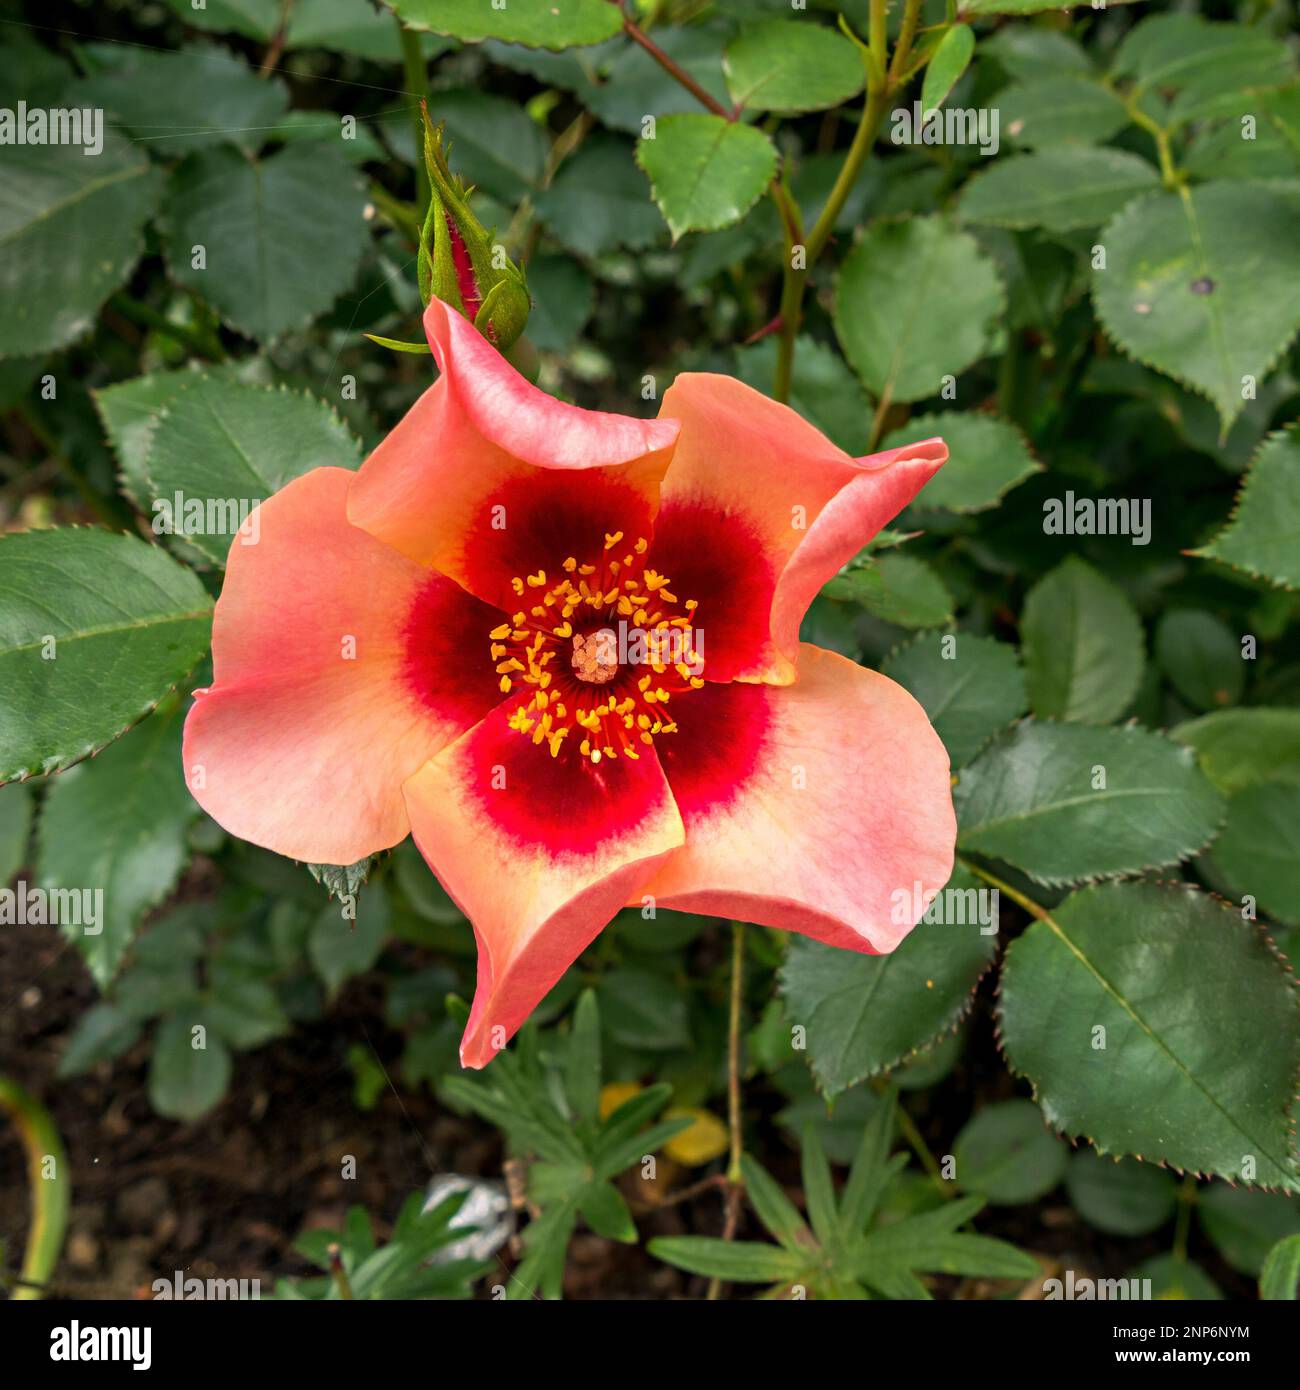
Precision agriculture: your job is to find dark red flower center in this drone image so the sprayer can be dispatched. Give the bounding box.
[488,532,705,762]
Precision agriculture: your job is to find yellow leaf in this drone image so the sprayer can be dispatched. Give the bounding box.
[664,1108,729,1166]
[599,1081,643,1120]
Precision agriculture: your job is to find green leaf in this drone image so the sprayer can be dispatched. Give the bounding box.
[1208,781,1300,926]
[0,781,33,883]
[271,111,386,164]
[161,145,368,342]
[308,885,391,997]
[838,1095,896,1234]
[577,1182,636,1243]
[36,703,197,985]
[982,27,1091,82]
[855,1193,1032,1289]
[648,1235,805,1285]
[149,1012,232,1122]
[739,1152,813,1250]
[58,1001,144,1077]
[953,1099,1067,1204]
[1195,425,1300,589]
[885,412,1041,513]
[1020,557,1145,724]
[160,0,278,41]
[0,529,212,781]
[1130,1253,1223,1300]
[735,336,872,456]
[920,26,975,116]
[1111,14,1295,128]
[525,254,594,353]
[834,216,1003,404]
[1000,77,1129,149]
[857,1212,1039,1286]
[206,966,289,1050]
[723,18,864,115]
[1154,610,1244,711]
[1064,1152,1178,1237]
[955,722,1224,885]
[596,967,691,1050]
[800,1127,839,1247]
[959,148,1159,233]
[364,334,432,355]
[511,1199,577,1300]
[307,857,376,901]
[593,1084,688,1178]
[1199,1184,1300,1274]
[1184,92,1300,181]
[0,130,162,358]
[637,114,777,240]
[534,135,663,257]
[142,377,362,566]
[1260,1233,1300,1300]
[93,361,265,509]
[565,989,601,1129]
[287,0,452,60]
[95,365,216,509]
[0,35,75,103]
[77,43,289,156]
[780,866,996,1098]
[388,0,622,48]
[998,880,1300,1190]
[881,632,1027,767]
[1173,708,1300,794]
[1092,183,1300,432]
[827,554,953,630]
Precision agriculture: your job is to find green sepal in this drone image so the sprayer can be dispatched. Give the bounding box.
[417,102,531,352]
[363,333,433,355]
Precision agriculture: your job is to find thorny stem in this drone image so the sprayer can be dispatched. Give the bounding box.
[867,0,888,91]
[623,16,735,120]
[889,0,925,82]
[258,0,293,79]
[962,859,1052,924]
[1121,94,1181,190]
[706,921,747,1300]
[770,177,807,404]
[867,377,895,451]
[399,18,431,222]
[630,1172,728,1215]
[773,0,896,403]
[624,0,900,403]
